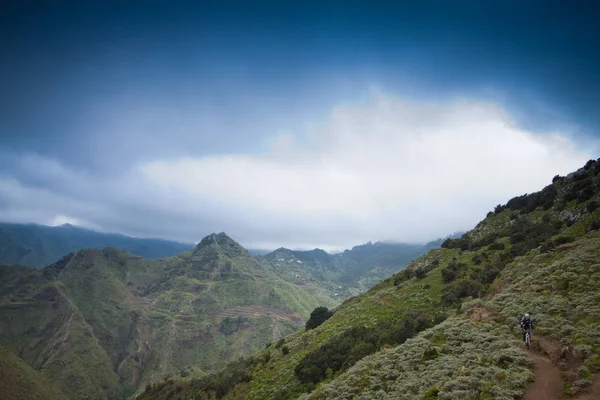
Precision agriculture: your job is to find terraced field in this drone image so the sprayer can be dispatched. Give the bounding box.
[214,306,304,323]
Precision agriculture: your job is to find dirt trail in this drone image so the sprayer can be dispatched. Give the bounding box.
[466,307,597,399]
[523,349,564,400]
[466,308,564,399]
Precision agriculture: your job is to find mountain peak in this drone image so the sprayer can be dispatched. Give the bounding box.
[194,232,248,257]
[264,247,295,259]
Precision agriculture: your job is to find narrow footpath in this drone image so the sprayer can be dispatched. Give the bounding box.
[523,348,563,400]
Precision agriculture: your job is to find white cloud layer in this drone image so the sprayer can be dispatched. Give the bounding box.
[138,92,590,248]
[0,91,593,251]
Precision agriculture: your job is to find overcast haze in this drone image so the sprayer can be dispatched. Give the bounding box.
[1,1,599,251]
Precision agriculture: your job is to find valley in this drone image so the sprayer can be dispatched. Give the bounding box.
[0,230,434,399]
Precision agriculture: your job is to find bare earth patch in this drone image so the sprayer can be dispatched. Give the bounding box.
[468,307,492,323]
[523,348,564,400]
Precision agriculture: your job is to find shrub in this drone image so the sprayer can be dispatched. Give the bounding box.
[421,347,439,362]
[501,185,557,214]
[565,191,578,202]
[281,346,290,355]
[586,201,599,213]
[573,171,589,181]
[305,307,333,330]
[488,242,505,251]
[554,236,575,246]
[478,264,501,284]
[587,220,600,232]
[423,386,440,399]
[577,187,595,203]
[415,268,427,279]
[394,268,414,285]
[584,159,596,170]
[441,261,465,283]
[441,279,481,304]
[294,311,445,384]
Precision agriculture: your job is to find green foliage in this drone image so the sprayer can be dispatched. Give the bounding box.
[421,347,440,362]
[441,260,465,283]
[394,267,415,285]
[477,264,501,284]
[415,268,428,279]
[440,279,481,304]
[295,311,445,384]
[422,386,440,399]
[219,316,249,335]
[441,235,471,251]
[494,184,558,214]
[0,234,342,399]
[0,345,65,400]
[151,355,259,399]
[488,241,505,251]
[305,306,333,330]
[308,319,533,400]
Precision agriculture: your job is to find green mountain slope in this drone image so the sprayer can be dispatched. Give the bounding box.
[0,222,193,268]
[0,344,65,400]
[140,159,600,400]
[0,233,340,399]
[262,239,443,295]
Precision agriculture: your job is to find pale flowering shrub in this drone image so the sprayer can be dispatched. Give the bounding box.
[306,318,532,400]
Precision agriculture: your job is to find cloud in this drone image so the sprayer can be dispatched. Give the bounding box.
[138,92,590,247]
[0,91,593,251]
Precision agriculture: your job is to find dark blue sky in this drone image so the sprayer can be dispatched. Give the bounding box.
[0,1,599,248]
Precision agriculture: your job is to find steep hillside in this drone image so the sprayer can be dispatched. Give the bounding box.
[0,345,65,400]
[0,222,193,268]
[0,233,340,399]
[140,159,600,400]
[262,240,441,295]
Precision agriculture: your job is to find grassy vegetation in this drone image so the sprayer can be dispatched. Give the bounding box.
[0,234,343,399]
[0,345,65,400]
[305,318,532,400]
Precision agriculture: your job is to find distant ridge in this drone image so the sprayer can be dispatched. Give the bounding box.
[0,222,194,268]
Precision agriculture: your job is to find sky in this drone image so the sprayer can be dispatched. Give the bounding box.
[1,1,599,251]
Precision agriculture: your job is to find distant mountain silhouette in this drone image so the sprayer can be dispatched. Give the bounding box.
[0,222,193,268]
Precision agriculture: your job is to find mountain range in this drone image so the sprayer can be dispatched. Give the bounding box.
[0,222,194,268]
[0,228,439,399]
[5,160,600,399]
[138,159,600,400]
